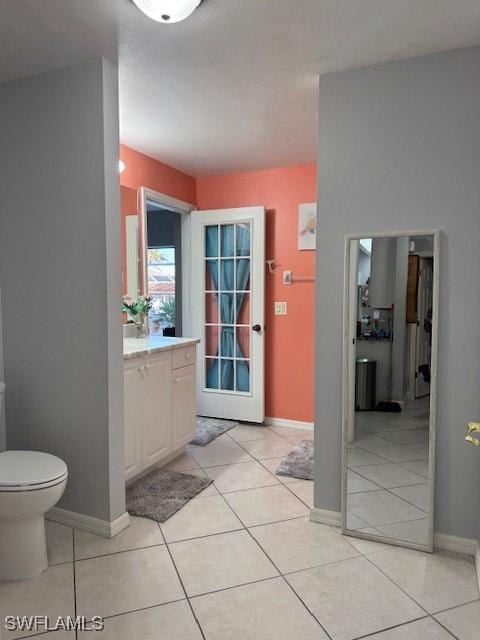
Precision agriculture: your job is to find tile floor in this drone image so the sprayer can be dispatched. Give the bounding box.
[1,422,478,640]
[346,398,432,546]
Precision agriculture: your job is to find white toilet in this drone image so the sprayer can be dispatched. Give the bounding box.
[0,383,68,580]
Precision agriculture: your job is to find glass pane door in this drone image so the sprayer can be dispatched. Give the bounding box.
[204,222,251,394]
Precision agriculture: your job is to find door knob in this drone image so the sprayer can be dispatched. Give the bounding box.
[252,324,262,333]
[465,421,480,446]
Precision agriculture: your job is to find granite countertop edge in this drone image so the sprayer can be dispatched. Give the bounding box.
[123,337,200,360]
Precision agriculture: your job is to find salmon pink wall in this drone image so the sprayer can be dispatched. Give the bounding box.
[119,145,197,293]
[196,166,317,423]
[120,185,138,294]
[120,144,196,204]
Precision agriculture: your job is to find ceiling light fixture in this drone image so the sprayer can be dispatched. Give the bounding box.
[132,0,202,24]
[119,160,126,173]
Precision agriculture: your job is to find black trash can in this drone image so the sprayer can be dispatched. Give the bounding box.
[355,358,376,411]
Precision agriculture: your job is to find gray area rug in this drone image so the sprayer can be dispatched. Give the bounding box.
[190,416,239,446]
[276,439,314,481]
[126,469,213,522]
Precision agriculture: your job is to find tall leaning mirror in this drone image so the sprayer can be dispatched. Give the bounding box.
[342,231,439,552]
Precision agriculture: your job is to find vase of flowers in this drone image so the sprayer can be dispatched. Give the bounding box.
[122,295,153,338]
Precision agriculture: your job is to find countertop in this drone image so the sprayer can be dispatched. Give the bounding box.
[123,336,200,360]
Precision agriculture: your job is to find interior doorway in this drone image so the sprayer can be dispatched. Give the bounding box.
[138,188,195,338]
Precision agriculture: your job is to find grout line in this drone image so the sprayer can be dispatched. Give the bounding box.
[280,575,335,640]
[347,513,428,531]
[351,443,426,465]
[348,615,434,640]
[198,481,281,496]
[279,479,313,509]
[55,423,467,640]
[193,453,289,469]
[156,522,207,640]
[361,552,432,616]
[87,597,189,624]
[161,464,332,640]
[280,554,377,578]
[430,597,480,616]
[200,432,314,512]
[73,542,166,563]
[24,425,450,639]
[164,527,246,545]
[430,618,462,640]
[348,466,429,513]
[383,488,428,513]
[187,575,283,600]
[350,465,427,490]
[212,480,334,640]
[246,514,310,529]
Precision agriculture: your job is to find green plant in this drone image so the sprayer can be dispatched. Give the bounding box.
[122,295,152,320]
[158,297,176,325]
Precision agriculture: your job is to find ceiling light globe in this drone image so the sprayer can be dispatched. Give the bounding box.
[132,0,202,24]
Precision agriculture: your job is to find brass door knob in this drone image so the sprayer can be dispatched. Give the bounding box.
[465,421,480,446]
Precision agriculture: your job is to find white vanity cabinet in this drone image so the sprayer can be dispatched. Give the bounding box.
[140,351,172,469]
[172,364,196,450]
[123,340,198,482]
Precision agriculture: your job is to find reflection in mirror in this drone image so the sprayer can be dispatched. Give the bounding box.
[343,233,438,551]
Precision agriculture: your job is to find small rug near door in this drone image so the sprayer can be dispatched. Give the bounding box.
[276,440,314,481]
[189,416,239,446]
[126,469,213,522]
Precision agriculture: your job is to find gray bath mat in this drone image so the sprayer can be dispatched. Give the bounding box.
[126,469,213,522]
[190,416,239,446]
[276,440,314,481]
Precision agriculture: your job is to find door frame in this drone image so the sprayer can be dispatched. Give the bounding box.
[138,187,196,336]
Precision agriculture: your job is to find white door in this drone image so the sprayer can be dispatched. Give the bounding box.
[141,352,172,466]
[415,257,434,397]
[191,207,265,422]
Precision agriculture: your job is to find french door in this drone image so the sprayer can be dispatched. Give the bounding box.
[191,207,265,423]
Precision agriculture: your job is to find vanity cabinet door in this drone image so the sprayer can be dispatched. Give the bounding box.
[124,361,143,481]
[141,352,172,467]
[172,364,196,450]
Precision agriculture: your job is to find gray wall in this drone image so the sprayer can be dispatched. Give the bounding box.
[0,285,5,451]
[0,59,125,522]
[315,46,480,539]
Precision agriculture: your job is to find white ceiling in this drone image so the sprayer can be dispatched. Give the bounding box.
[1,0,480,176]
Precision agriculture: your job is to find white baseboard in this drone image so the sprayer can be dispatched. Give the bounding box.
[265,417,314,431]
[309,507,342,527]
[309,509,479,564]
[433,532,479,556]
[47,507,130,539]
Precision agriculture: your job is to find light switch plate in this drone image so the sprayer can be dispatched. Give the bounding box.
[275,302,288,316]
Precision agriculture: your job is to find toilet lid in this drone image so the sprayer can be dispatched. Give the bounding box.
[0,451,68,488]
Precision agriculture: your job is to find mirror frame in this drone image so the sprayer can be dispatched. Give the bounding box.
[341,230,440,552]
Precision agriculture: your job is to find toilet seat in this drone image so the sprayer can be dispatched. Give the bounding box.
[0,451,68,492]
